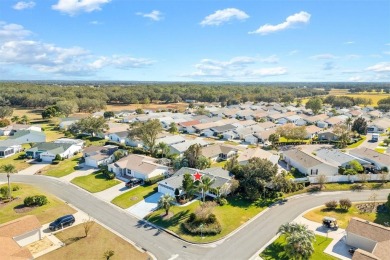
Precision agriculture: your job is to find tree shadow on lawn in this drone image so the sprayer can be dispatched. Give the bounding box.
[227,196,274,209]
[147,210,190,228]
[374,205,390,227]
[261,241,289,260]
[320,208,349,214]
[62,236,84,245]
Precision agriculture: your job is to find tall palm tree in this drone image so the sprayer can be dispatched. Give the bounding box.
[346,117,353,130]
[20,115,29,125]
[158,194,175,215]
[158,142,170,158]
[278,222,308,237]
[11,116,20,123]
[196,176,215,202]
[1,164,16,199]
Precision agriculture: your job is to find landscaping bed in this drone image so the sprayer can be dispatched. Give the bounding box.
[71,171,120,193]
[38,222,149,260]
[260,234,337,260]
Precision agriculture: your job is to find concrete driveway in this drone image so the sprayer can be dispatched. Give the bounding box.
[94,182,128,202]
[60,166,96,182]
[127,192,163,218]
[359,133,386,150]
[17,163,50,175]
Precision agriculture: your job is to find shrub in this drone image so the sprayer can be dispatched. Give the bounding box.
[12,185,20,191]
[18,153,27,160]
[339,199,352,210]
[0,186,10,198]
[144,175,165,185]
[0,118,11,127]
[51,160,60,165]
[217,197,228,206]
[325,200,338,210]
[188,213,196,223]
[54,154,62,161]
[207,213,217,224]
[105,172,115,180]
[24,195,48,207]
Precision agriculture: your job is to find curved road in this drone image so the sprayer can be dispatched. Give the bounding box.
[1,174,388,260]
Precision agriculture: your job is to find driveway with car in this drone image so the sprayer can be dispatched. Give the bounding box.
[127,192,163,219]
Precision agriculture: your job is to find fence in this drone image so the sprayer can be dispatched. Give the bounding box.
[307,174,389,184]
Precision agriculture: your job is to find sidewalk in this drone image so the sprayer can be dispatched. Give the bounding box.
[94,181,128,202]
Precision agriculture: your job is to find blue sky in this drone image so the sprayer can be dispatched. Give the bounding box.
[1,0,390,81]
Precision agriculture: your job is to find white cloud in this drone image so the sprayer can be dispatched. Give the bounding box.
[89,21,103,25]
[343,41,355,45]
[13,1,35,10]
[182,56,287,79]
[366,62,390,72]
[288,50,299,56]
[0,22,32,42]
[249,11,310,35]
[383,51,390,55]
[52,0,111,15]
[136,10,163,21]
[200,8,249,26]
[0,21,154,76]
[310,54,338,60]
[385,43,390,46]
[259,55,279,64]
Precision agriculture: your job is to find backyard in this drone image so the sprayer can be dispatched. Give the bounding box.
[260,234,337,260]
[146,196,270,243]
[71,171,120,193]
[304,202,390,229]
[38,155,81,177]
[111,184,157,209]
[38,222,149,260]
[0,183,76,224]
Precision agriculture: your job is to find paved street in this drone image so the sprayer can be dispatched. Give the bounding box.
[1,174,389,260]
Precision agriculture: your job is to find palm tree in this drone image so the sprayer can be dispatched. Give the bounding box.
[20,115,29,125]
[158,194,175,215]
[1,164,16,199]
[278,222,308,237]
[103,250,115,260]
[183,144,202,168]
[196,176,215,202]
[346,117,353,130]
[11,116,20,123]
[157,142,170,158]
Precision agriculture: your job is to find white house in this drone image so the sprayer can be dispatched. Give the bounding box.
[0,124,41,136]
[108,131,128,144]
[26,142,81,162]
[0,130,46,158]
[283,149,338,176]
[169,138,209,156]
[244,134,258,144]
[349,148,390,170]
[108,154,170,180]
[83,145,119,168]
[367,119,390,134]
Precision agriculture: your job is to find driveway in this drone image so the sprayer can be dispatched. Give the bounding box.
[60,166,96,182]
[127,192,163,219]
[94,182,128,202]
[359,133,386,150]
[18,163,50,175]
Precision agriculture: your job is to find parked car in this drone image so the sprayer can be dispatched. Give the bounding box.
[49,215,75,231]
[125,178,142,188]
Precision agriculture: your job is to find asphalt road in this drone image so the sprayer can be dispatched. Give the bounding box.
[1,174,389,260]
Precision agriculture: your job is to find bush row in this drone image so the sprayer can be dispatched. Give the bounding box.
[24,195,48,207]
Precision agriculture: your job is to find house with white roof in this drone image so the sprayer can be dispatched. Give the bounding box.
[83,145,119,168]
[169,138,209,156]
[349,148,390,170]
[26,142,81,162]
[367,118,390,134]
[237,148,279,165]
[315,148,371,168]
[0,130,46,158]
[0,124,41,136]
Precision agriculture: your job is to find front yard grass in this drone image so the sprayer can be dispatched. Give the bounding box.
[146,196,270,243]
[347,136,367,149]
[260,234,337,260]
[303,203,390,229]
[38,222,149,260]
[375,147,387,154]
[111,184,157,209]
[39,155,81,177]
[0,152,31,172]
[40,123,65,142]
[71,171,120,193]
[0,183,76,224]
[322,182,390,191]
[210,161,227,168]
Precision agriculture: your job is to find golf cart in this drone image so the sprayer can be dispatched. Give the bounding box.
[322,217,339,230]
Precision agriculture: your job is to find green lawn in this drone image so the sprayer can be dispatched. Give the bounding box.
[279,137,310,144]
[210,161,227,168]
[81,136,106,147]
[260,234,337,260]
[38,123,65,142]
[146,196,270,243]
[0,149,32,172]
[71,171,120,193]
[38,223,149,260]
[39,155,81,177]
[322,182,390,191]
[347,136,367,149]
[224,141,239,146]
[375,147,387,154]
[0,183,76,224]
[304,203,390,229]
[111,184,157,208]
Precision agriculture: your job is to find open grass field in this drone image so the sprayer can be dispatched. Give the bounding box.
[12,108,43,121]
[111,184,157,209]
[0,183,76,224]
[146,196,269,243]
[71,171,120,193]
[40,123,65,142]
[304,202,390,229]
[260,234,336,260]
[38,155,81,178]
[106,102,189,113]
[38,222,149,260]
[341,93,390,106]
[328,88,350,95]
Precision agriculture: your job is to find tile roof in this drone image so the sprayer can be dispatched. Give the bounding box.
[349,148,390,166]
[0,237,33,260]
[283,149,324,168]
[114,154,168,175]
[179,120,201,127]
[0,215,41,238]
[201,144,237,158]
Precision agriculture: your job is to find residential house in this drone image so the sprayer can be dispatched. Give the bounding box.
[325,116,348,127]
[210,124,237,136]
[316,120,329,128]
[59,116,85,130]
[83,145,119,168]
[201,144,238,162]
[156,135,186,146]
[349,148,390,170]
[367,119,390,134]
[108,154,170,180]
[318,131,339,141]
[169,138,209,156]
[158,167,231,197]
[237,148,278,165]
[244,134,258,144]
[54,138,84,149]
[0,215,42,260]
[108,131,128,144]
[283,149,338,176]
[348,110,363,118]
[0,130,46,158]
[315,148,371,168]
[26,142,81,162]
[254,128,277,143]
[303,114,329,125]
[368,110,383,119]
[236,110,255,120]
[0,124,41,136]
[178,120,201,133]
[305,125,322,139]
[346,218,390,260]
[284,115,303,125]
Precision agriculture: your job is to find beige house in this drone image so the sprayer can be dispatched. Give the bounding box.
[346,217,390,260]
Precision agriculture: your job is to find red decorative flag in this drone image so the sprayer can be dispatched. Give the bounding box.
[193,172,203,182]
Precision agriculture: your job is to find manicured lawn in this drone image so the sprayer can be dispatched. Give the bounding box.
[279,137,310,144]
[146,196,270,243]
[260,234,337,260]
[82,136,106,147]
[111,184,157,209]
[210,161,227,168]
[38,222,149,260]
[304,203,390,229]
[322,182,390,191]
[40,123,65,142]
[39,155,81,177]
[71,171,120,193]
[0,149,32,172]
[224,141,239,146]
[375,147,387,154]
[347,136,367,149]
[0,183,76,224]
